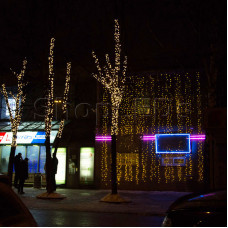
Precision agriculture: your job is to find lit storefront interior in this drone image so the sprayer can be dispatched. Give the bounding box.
[79,147,95,184]
[0,121,67,185]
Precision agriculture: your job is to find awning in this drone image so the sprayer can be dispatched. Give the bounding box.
[0,121,61,132]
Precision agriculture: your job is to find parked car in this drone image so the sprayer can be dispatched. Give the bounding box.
[0,174,37,227]
[162,190,227,227]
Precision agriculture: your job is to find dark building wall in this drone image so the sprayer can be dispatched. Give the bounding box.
[205,108,227,191]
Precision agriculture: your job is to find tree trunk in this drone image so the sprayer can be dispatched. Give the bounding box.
[53,137,60,158]
[111,134,117,194]
[7,146,16,186]
[45,135,55,193]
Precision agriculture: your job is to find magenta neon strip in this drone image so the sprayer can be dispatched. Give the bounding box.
[142,134,206,141]
[96,134,206,141]
[96,138,112,141]
[95,136,112,141]
[190,135,206,140]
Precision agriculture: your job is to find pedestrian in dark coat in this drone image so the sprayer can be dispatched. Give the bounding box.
[18,158,29,194]
[14,153,22,188]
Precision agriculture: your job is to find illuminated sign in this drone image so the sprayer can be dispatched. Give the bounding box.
[155,134,190,154]
[80,147,94,183]
[0,131,57,144]
[161,157,186,166]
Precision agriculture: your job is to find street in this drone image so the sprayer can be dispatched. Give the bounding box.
[30,209,164,227]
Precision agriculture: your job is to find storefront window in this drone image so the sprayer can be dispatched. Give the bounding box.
[15,146,26,159]
[80,147,94,183]
[27,146,39,173]
[39,146,46,173]
[0,146,11,173]
[52,148,66,184]
[0,144,67,183]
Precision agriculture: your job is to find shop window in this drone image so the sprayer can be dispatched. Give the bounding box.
[15,146,26,159]
[39,146,47,173]
[27,146,39,173]
[80,147,94,183]
[0,146,11,173]
[52,148,66,185]
[13,146,26,172]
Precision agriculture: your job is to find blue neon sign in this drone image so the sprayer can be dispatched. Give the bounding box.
[155,134,191,154]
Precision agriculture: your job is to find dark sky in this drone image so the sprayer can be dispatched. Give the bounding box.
[0,0,226,104]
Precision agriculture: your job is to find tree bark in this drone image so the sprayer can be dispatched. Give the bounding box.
[53,136,60,159]
[111,134,117,194]
[7,146,16,186]
[45,135,55,193]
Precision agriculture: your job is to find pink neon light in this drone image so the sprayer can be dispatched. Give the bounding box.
[190,138,205,140]
[95,136,112,141]
[142,136,156,140]
[96,138,112,141]
[142,134,206,141]
[96,134,206,141]
[191,135,206,138]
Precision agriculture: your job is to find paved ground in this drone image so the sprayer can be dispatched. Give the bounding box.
[15,187,190,216]
[30,210,165,227]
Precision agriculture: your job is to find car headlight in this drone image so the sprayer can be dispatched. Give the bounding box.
[162,216,172,227]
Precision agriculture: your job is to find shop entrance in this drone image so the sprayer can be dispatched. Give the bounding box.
[0,145,67,185]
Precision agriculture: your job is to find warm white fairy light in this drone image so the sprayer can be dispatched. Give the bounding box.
[1,59,27,147]
[44,38,71,140]
[45,38,55,137]
[92,19,127,135]
[57,62,71,138]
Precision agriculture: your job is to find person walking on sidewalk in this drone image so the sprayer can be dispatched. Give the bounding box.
[14,153,22,188]
[18,158,29,194]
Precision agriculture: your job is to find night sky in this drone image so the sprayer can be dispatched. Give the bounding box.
[0,0,226,105]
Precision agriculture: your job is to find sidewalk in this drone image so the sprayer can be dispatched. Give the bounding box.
[16,187,190,216]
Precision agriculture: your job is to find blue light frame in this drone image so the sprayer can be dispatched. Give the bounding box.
[155,133,191,154]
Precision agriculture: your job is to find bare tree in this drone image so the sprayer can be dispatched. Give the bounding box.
[92,19,129,202]
[39,38,71,197]
[1,59,27,184]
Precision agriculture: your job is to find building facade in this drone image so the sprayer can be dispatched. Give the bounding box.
[0,71,207,191]
[95,71,207,191]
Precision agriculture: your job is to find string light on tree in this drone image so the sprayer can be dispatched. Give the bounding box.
[57,62,71,139]
[1,58,27,183]
[92,19,128,199]
[45,38,71,140]
[92,19,127,136]
[42,37,72,196]
[1,59,27,147]
[45,38,55,138]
